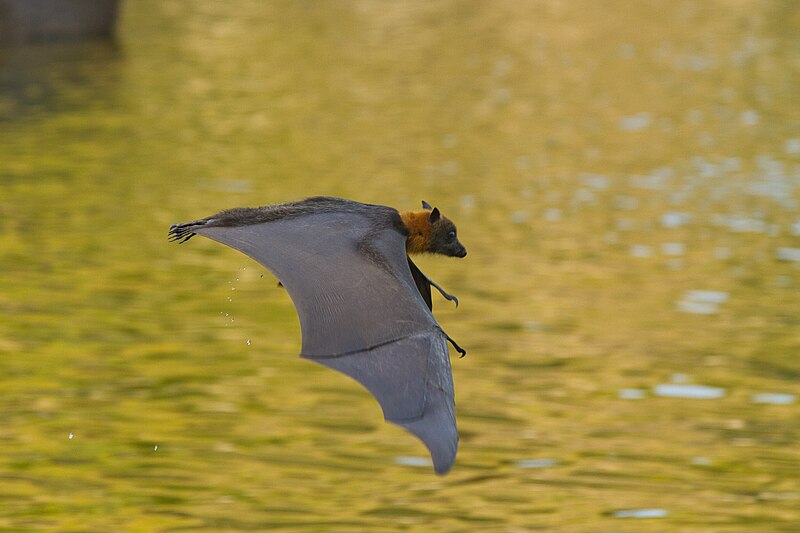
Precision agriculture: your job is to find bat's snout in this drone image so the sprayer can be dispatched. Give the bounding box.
[456,248,467,258]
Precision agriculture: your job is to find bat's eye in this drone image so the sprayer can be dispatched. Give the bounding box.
[448,230,456,240]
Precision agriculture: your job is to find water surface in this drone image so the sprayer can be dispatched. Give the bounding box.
[1,1,799,531]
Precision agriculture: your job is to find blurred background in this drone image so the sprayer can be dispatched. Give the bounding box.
[1,0,799,531]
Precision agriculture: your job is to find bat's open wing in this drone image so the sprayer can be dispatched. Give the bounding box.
[174,200,457,474]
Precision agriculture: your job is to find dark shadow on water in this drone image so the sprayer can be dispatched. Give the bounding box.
[0,38,123,123]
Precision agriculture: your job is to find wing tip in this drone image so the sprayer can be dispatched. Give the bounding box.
[432,446,458,475]
[168,220,208,243]
[391,403,458,475]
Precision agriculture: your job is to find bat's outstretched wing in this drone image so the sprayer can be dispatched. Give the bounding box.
[169,198,457,474]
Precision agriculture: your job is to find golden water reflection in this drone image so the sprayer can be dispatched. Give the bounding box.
[1,1,799,531]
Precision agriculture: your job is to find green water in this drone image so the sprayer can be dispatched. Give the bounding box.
[1,1,799,530]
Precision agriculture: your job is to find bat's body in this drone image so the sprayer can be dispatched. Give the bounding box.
[168,197,467,474]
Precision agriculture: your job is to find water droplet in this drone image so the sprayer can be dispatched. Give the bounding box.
[154,445,158,451]
[246,339,251,346]
[68,433,73,440]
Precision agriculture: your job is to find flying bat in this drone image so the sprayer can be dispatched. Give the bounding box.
[168,196,467,474]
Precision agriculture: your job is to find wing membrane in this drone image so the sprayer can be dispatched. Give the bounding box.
[187,204,458,474]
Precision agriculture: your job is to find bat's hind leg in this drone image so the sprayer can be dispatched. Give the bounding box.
[425,274,459,308]
[432,281,459,308]
[168,219,210,244]
[445,333,466,358]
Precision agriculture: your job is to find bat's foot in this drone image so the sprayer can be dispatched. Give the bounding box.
[445,334,466,358]
[427,277,459,308]
[440,290,459,308]
[168,219,208,243]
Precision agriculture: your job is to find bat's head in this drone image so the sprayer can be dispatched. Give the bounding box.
[423,202,467,258]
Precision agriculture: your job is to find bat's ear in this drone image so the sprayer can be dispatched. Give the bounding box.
[421,200,433,210]
[428,207,440,223]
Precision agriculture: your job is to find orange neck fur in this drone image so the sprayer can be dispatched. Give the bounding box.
[399,210,431,254]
